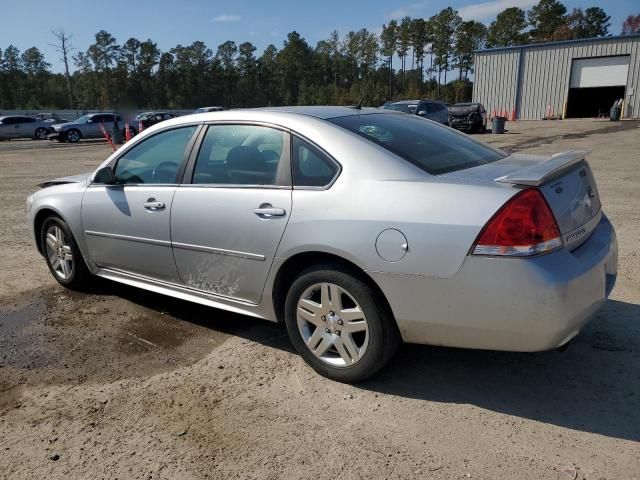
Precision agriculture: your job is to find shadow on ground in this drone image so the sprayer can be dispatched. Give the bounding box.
[4,280,638,442]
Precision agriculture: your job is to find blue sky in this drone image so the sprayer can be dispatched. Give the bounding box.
[1,0,636,72]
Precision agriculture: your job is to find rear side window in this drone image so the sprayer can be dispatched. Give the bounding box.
[383,103,417,114]
[192,124,286,186]
[292,136,339,187]
[328,114,505,175]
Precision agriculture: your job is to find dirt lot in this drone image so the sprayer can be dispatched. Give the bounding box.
[1,121,639,479]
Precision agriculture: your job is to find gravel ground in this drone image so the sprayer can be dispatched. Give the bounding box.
[0,121,639,479]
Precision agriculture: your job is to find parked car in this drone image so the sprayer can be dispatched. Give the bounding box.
[34,112,68,125]
[27,106,617,382]
[135,111,176,130]
[49,113,136,143]
[0,115,53,140]
[381,99,449,125]
[448,102,488,133]
[193,106,224,113]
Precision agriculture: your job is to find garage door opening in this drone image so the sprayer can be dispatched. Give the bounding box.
[566,55,629,118]
[566,86,626,118]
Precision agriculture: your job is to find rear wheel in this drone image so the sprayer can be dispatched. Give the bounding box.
[284,265,400,382]
[41,216,91,289]
[34,127,49,140]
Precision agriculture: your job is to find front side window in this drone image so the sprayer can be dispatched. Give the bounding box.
[292,136,339,187]
[114,126,197,184]
[329,113,505,175]
[192,124,286,186]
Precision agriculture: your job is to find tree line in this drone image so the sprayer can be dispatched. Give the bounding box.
[0,1,636,111]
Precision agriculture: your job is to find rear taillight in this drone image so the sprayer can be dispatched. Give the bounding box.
[472,188,562,257]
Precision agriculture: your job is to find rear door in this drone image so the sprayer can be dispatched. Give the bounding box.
[171,123,292,303]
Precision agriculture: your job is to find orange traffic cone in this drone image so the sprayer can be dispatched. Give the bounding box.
[125,123,131,142]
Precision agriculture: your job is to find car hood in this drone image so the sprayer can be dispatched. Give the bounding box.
[38,172,92,189]
[53,121,83,129]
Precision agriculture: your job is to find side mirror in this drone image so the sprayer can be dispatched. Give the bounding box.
[417,110,428,116]
[93,166,115,184]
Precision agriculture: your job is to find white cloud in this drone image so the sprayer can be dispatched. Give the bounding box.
[389,1,429,19]
[212,14,241,23]
[459,0,537,21]
[389,0,536,21]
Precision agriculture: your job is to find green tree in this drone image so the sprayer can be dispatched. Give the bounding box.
[3,45,24,107]
[257,44,280,105]
[410,18,430,92]
[528,0,567,43]
[583,7,610,37]
[454,21,487,80]
[276,31,313,105]
[380,20,398,99]
[431,7,462,90]
[396,17,412,92]
[86,30,120,107]
[486,7,528,47]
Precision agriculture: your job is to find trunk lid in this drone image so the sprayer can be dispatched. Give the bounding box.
[448,104,479,119]
[441,150,602,249]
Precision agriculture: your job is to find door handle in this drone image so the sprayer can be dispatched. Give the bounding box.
[254,206,286,217]
[143,198,165,210]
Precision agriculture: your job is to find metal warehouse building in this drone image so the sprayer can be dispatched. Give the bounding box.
[473,34,640,120]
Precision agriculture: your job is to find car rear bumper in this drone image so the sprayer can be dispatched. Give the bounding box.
[371,215,618,351]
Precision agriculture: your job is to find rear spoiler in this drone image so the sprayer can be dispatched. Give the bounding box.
[495,150,589,186]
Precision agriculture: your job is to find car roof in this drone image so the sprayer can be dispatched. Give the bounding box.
[388,99,443,105]
[251,105,388,119]
[0,115,34,120]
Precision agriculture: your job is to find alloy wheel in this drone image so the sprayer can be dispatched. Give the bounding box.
[296,282,369,367]
[45,224,74,280]
[67,130,80,142]
[35,128,48,140]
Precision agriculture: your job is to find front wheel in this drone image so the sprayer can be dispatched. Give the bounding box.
[65,129,81,143]
[41,216,91,289]
[284,265,400,382]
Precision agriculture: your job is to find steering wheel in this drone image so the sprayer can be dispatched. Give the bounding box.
[151,161,179,183]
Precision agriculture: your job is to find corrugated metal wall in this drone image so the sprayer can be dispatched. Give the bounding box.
[473,36,640,119]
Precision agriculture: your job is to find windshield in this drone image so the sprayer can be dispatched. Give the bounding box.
[328,113,505,175]
[73,115,91,124]
[382,103,417,114]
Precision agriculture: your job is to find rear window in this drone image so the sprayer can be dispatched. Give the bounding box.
[382,103,417,114]
[328,113,505,175]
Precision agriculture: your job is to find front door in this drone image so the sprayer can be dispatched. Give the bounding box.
[82,125,199,282]
[171,124,292,303]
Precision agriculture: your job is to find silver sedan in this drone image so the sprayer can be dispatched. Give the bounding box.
[0,115,52,140]
[27,107,618,382]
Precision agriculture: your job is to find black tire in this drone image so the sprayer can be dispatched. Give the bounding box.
[65,129,81,143]
[34,127,49,140]
[284,264,400,383]
[40,215,92,290]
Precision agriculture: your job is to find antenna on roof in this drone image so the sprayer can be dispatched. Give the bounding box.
[349,94,365,110]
